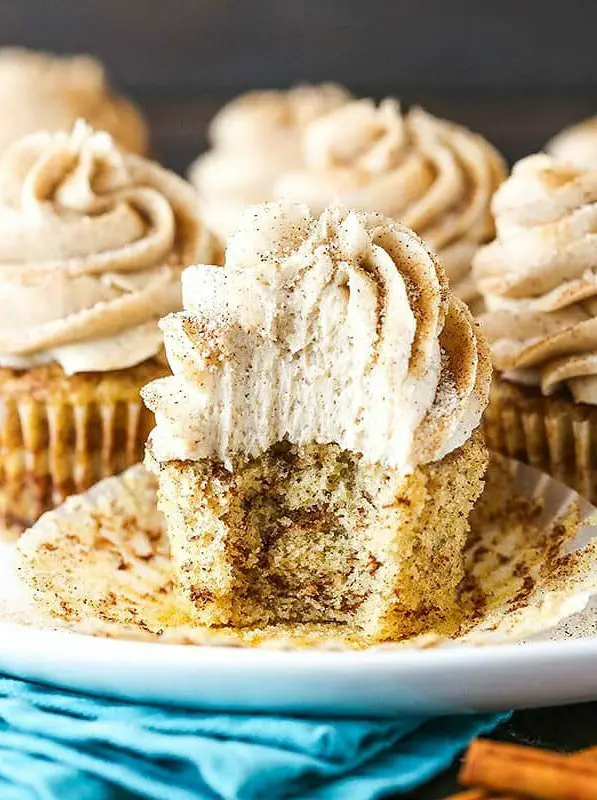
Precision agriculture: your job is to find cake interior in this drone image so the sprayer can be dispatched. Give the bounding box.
[153,431,487,642]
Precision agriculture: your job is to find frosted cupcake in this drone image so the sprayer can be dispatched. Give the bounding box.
[474,153,597,499]
[0,48,148,155]
[275,98,506,305]
[0,121,217,534]
[188,84,351,241]
[547,117,597,170]
[142,202,491,643]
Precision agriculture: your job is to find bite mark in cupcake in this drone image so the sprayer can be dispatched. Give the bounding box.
[142,202,491,642]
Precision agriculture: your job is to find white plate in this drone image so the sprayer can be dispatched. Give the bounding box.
[0,615,597,717]
[2,459,597,718]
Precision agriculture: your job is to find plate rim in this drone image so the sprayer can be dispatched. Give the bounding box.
[4,619,597,669]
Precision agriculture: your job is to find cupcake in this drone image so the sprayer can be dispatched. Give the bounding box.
[0,121,217,534]
[188,84,351,241]
[142,202,491,643]
[547,116,597,170]
[0,48,148,155]
[275,98,506,305]
[474,153,597,499]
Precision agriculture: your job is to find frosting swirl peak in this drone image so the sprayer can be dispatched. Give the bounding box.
[143,202,491,472]
[275,99,506,302]
[0,121,217,374]
[474,153,597,404]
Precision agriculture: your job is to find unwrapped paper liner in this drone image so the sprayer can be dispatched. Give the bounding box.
[10,454,597,650]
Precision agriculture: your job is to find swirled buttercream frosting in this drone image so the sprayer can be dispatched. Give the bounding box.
[143,202,491,472]
[274,99,506,302]
[0,48,147,154]
[547,117,597,170]
[0,121,217,375]
[188,84,351,240]
[474,153,597,404]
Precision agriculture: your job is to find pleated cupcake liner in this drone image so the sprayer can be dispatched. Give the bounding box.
[483,379,597,502]
[0,393,155,536]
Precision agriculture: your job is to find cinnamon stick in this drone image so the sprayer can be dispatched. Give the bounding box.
[442,791,486,800]
[443,744,597,800]
[443,785,517,799]
[459,739,597,800]
[575,746,597,760]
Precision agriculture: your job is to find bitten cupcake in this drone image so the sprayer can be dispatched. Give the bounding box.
[0,48,148,155]
[188,84,351,241]
[142,202,491,643]
[0,121,217,534]
[547,116,597,170]
[474,153,597,499]
[275,98,506,305]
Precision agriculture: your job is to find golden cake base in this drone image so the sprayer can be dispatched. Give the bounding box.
[148,430,488,644]
[0,358,168,534]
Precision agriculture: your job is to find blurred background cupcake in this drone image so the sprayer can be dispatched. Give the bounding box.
[547,116,597,170]
[188,83,351,241]
[474,153,597,500]
[275,98,506,306]
[2,2,597,510]
[0,120,217,535]
[0,48,148,155]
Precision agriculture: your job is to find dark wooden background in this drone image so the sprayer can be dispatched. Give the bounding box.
[2,0,596,173]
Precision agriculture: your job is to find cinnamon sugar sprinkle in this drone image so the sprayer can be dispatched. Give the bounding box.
[7,453,597,651]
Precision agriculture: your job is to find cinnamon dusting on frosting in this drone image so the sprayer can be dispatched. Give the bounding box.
[143,202,491,472]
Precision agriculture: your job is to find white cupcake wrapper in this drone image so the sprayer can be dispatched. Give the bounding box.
[9,455,597,650]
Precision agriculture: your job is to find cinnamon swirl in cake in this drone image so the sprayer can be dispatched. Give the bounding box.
[142,202,491,642]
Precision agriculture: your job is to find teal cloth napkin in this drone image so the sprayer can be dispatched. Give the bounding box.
[0,676,509,799]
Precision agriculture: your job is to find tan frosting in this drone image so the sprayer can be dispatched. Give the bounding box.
[188,84,351,240]
[0,121,217,375]
[143,202,491,473]
[548,117,597,170]
[0,48,148,155]
[274,99,506,303]
[474,153,597,404]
